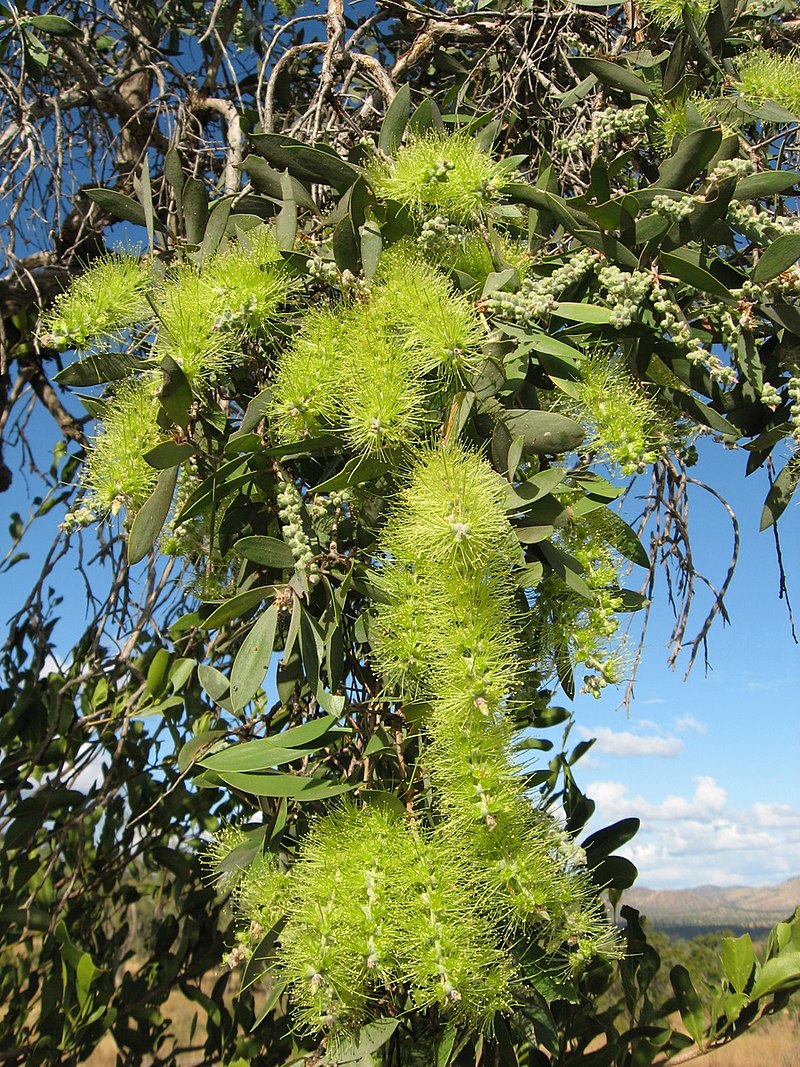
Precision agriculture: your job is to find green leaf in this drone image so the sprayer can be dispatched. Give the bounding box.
[721,933,756,993]
[360,220,382,280]
[200,197,233,261]
[590,854,638,891]
[177,730,227,773]
[239,155,318,211]
[749,952,800,999]
[657,127,722,191]
[143,441,195,470]
[599,508,650,568]
[310,454,391,494]
[275,170,297,251]
[660,385,737,437]
[495,407,585,455]
[182,178,209,245]
[215,770,354,800]
[54,350,145,387]
[26,14,81,35]
[753,234,800,283]
[408,97,445,135]
[582,817,640,861]
[133,156,156,255]
[128,466,178,564]
[733,171,800,200]
[325,1018,400,1064]
[250,134,361,191]
[201,743,306,772]
[333,216,360,274]
[197,664,230,703]
[659,251,733,300]
[571,57,653,99]
[230,604,279,711]
[670,965,705,1044]
[85,187,165,231]
[552,302,613,324]
[200,586,275,630]
[159,354,193,426]
[760,458,800,531]
[378,83,411,154]
[234,535,295,569]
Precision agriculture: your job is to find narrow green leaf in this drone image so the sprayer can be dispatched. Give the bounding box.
[197,664,230,703]
[128,466,178,564]
[378,83,411,154]
[54,351,144,387]
[670,965,705,1045]
[552,302,613,324]
[659,251,733,300]
[182,178,209,245]
[132,156,155,254]
[230,604,279,711]
[333,216,360,274]
[760,458,800,530]
[657,127,722,190]
[234,535,295,569]
[275,170,297,251]
[158,355,193,426]
[326,1018,400,1063]
[582,818,641,861]
[753,234,800,283]
[200,197,233,261]
[733,171,800,200]
[310,454,391,494]
[200,586,275,630]
[215,771,354,800]
[177,730,227,773]
[143,441,195,470]
[85,188,165,231]
[26,14,81,35]
[571,57,654,99]
[360,220,382,280]
[599,508,650,568]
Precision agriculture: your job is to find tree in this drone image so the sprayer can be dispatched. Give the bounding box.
[2,1,800,1064]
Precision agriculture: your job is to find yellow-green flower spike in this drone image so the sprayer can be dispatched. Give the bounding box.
[638,0,715,28]
[738,50,800,117]
[43,253,152,350]
[271,306,343,441]
[84,377,162,514]
[367,130,515,221]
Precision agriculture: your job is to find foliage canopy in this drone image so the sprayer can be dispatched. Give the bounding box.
[2,0,800,1064]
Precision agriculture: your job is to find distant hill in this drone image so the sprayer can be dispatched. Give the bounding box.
[622,875,800,935]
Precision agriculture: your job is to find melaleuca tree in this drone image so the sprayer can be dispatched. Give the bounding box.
[4,1,800,1065]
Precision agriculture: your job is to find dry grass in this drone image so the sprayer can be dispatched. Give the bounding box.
[698,1012,799,1066]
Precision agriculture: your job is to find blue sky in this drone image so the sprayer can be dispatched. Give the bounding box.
[4,402,799,891]
[574,443,800,889]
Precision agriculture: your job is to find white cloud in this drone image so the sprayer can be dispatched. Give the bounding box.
[585,775,800,888]
[674,713,708,735]
[579,725,683,758]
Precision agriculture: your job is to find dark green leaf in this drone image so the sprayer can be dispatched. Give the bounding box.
[310,454,391,493]
[177,730,227,773]
[143,441,195,470]
[733,171,800,200]
[159,355,193,425]
[571,57,653,99]
[360,220,382,280]
[234,535,295,569]
[378,84,411,154]
[197,664,230,703]
[230,603,279,710]
[760,458,800,530]
[132,156,155,254]
[85,187,166,231]
[670,965,705,1044]
[591,854,638,890]
[599,508,650,568]
[660,385,737,437]
[182,178,209,245]
[250,134,361,191]
[657,127,722,190]
[325,1018,399,1063]
[659,251,733,300]
[54,350,145,387]
[128,466,178,564]
[239,155,318,211]
[215,770,354,800]
[275,170,297,251]
[200,197,232,261]
[26,14,80,35]
[583,818,640,861]
[332,216,360,274]
[200,586,275,629]
[753,234,800,283]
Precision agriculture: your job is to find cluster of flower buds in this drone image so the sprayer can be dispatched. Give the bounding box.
[213,291,259,331]
[306,254,341,286]
[706,157,755,189]
[597,265,654,327]
[554,104,649,154]
[277,479,321,585]
[650,286,738,386]
[650,193,695,222]
[760,380,782,408]
[421,158,455,185]
[787,373,800,440]
[727,201,800,245]
[485,249,600,323]
[417,215,464,256]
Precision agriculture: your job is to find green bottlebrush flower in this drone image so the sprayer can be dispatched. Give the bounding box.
[367,130,515,221]
[42,252,152,350]
[202,823,248,891]
[370,564,438,693]
[271,305,343,441]
[738,50,800,117]
[205,232,289,335]
[84,376,162,515]
[153,265,238,392]
[382,444,516,574]
[638,0,715,28]
[573,351,663,475]
[338,314,427,456]
[374,249,485,384]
